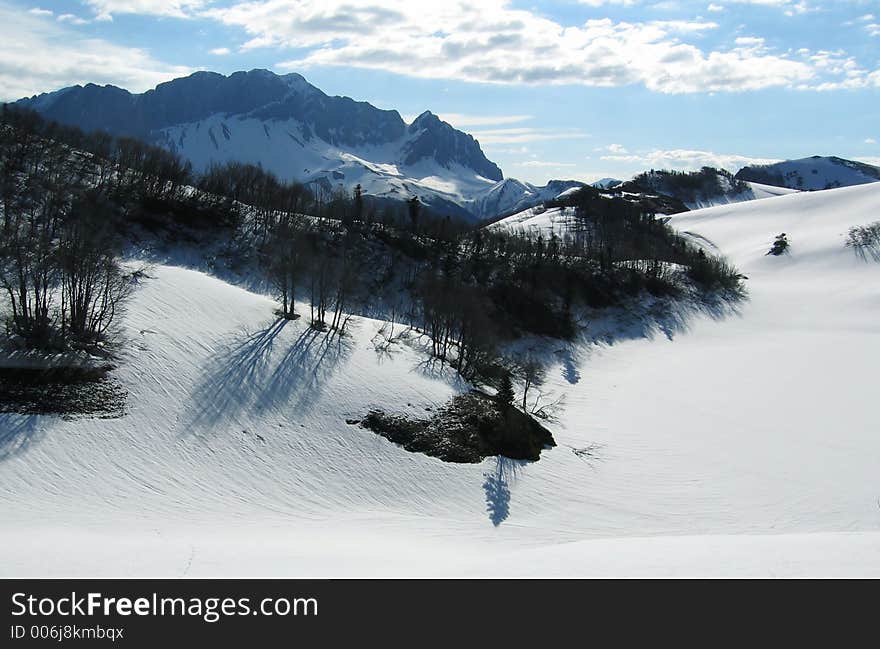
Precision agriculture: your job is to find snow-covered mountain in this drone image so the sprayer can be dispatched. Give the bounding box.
[591,177,623,189]
[471,178,584,219]
[13,69,581,221]
[736,156,880,191]
[2,182,879,577]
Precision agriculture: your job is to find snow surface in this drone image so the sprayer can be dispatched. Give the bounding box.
[1,183,879,577]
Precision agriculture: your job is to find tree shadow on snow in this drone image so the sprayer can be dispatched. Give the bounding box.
[558,346,582,385]
[513,290,746,387]
[184,317,354,435]
[412,356,471,392]
[259,323,356,416]
[186,318,288,429]
[581,290,744,349]
[483,456,528,527]
[0,414,43,462]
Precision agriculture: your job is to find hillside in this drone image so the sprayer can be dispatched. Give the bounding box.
[736,156,880,191]
[616,167,799,211]
[487,204,579,236]
[13,69,583,221]
[488,183,691,235]
[1,182,878,577]
[489,181,796,236]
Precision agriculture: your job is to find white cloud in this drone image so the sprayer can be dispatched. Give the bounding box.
[865,138,877,145]
[606,143,629,154]
[579,0,640,6]
[0,2,190,101]
[726,0,814,15]
[650,2,683,10]
[209,47,231,55]
[22,0,872,97]
[27,7,52,16]
[82,1,206,20]
[793,50,880,91]
[707,3,725,11]
[514,160,577,167]
[734,36,764,46]
[57,13,90,25]
[600,148,779,172]
[597,153,644,163]
[200,0,826,94]
[424,113,532,128]
[469,127,591,145]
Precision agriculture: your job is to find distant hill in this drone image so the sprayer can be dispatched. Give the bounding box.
[735,156,880,191]
[591,178,623,189]
[614,166,801,210]
[486,183,690,236]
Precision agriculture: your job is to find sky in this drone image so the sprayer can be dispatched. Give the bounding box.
[1,0,878,184]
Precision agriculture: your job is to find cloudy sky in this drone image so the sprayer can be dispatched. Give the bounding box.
[2,0,878,183]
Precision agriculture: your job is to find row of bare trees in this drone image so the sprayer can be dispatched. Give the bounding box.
[262,206,362,332]
[0,108,133,349]
[254,177,721,383]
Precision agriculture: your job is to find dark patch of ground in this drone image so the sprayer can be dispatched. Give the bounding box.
[360,391,556,463]
[0,368,127,419]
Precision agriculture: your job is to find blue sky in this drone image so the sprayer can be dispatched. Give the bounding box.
[2,0,878,183]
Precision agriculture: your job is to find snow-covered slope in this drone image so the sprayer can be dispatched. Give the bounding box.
[487,204,578,236]
[2,183,879,577]
[746,180,800,200]
[736,156,880,191]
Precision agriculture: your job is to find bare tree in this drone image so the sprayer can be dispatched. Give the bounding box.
[0,112,129,349]
[57,191,130,344]
[264,214,305,319]
[515,356,546,412]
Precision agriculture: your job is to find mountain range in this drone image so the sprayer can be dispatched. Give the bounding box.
[13,70,880,220]
[14,69,579,221]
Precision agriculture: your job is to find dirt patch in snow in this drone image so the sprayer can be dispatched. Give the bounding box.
[360,391,556,463]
